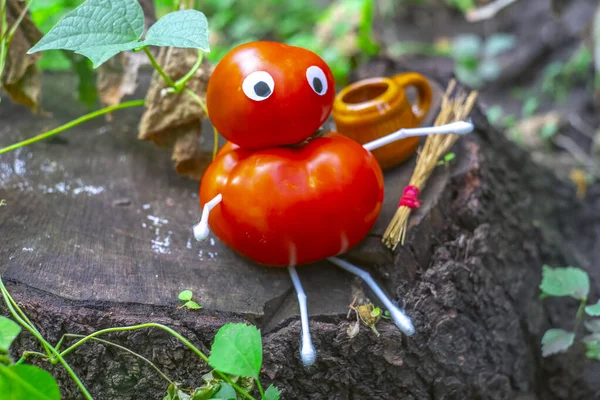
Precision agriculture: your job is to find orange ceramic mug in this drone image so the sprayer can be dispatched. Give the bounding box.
[332,72,433,170]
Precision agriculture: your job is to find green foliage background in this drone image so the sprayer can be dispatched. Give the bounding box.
[29,0,380,85]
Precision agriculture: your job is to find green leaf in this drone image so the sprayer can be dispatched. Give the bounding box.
[585,342,600,360]
[185,301,202,310]
[486,105,503,124]
[190,371,222,400]
[371,307,381,318]
[0,317,21,353]
[66,53,99,110]
[163,383,194,400]
[144,10,210,51]
[179,290,193,301]
[208,323,262,379]
[502,115,517,128]
[264,384,281,400]
[28,0,145,68]
[522,97,539,117]
[585,319,600,332]
[164,383,177,400]
[483,34,516,57]
[455,64,483,89]
[539,122,559,139]
[541,328,575,357]
[0,364,61,400]
[210,382,237,399]
[177,390,191,400]
[451,34,482,61]
[478,60,501,81]
[586,299,600,316]
[540,265,590,300]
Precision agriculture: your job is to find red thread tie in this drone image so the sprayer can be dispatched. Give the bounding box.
[399,185,421,209]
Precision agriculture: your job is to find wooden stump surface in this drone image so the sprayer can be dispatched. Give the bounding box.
[1,72,449,327]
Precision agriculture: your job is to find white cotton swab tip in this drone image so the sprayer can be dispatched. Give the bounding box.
[193,193,222,242]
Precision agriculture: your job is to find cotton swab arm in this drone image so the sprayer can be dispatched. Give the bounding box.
[362,120,473,152]
[327,257,415,336]
[288,266,317,366]
[193,194,222,241]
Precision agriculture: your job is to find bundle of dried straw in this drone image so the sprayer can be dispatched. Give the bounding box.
[382,80,478,250]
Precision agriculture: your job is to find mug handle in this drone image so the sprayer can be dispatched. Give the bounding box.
[392,73,433,125]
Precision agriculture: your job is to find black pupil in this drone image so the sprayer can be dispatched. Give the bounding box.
[254,81,271,97]
[313,77,323,93]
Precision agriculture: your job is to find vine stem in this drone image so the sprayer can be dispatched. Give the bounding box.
[574,297,587,337]
[0,279,93,400]
[255,378,266,399]
[0,0,8,87]
[6,0,32,43]
[15,351,48,365]
[62,334,175,386]
[143,46,219,161]
[185,88,219,160]
[142,46,176,88]
[174,49,203,92]
[2,280,53,358]
[0,0,31,103]
[55,323,256,400]
[0,100,145,154]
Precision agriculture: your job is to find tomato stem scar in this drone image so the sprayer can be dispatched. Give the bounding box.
[327,257,415,336]
[288,266,317,367]
[193,194,222,242]
[362,119,474,152]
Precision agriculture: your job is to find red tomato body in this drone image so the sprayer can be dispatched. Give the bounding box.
[206,41,335,150]
[200,132,384,267]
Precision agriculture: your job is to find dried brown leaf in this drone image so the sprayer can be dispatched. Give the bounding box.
[1,0,43,112]
[172,125,213,181]
[96,51,148,110]
[347,319,360,339]
[138,46,213,180]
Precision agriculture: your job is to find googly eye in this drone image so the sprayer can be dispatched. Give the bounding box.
[306,66,328,96]
[242,71,275,101]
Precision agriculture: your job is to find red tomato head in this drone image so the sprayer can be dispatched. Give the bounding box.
[206,41,335,150]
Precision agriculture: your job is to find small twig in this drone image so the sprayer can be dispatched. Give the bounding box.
[465,0,520,22]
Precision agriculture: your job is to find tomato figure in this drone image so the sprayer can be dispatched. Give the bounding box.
[200,41,384,267]
[206,41,335,150]
[194,41,462,362]
[200,132,384,266]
